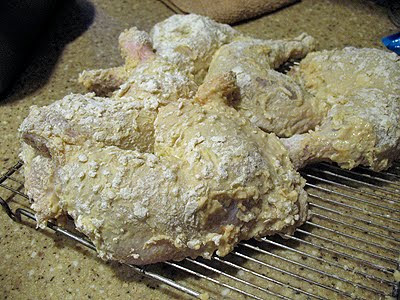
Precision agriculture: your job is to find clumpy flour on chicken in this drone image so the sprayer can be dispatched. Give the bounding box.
[19,14,400,265]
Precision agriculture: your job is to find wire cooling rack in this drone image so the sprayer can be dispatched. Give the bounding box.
[1,160,399,299]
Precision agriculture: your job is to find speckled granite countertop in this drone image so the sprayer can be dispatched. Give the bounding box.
[0,0,397,299]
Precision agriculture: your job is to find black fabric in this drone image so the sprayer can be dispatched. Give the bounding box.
[0,1,58,94]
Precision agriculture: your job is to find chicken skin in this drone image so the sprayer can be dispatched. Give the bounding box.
[282,48,400,170]
[20,74,308,265]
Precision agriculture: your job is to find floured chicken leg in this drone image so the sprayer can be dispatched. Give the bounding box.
[205,34,324,137]
[20,74,307,265]
[79,14,239,97]
[78,27,198,101]
[19,93,160,223]
[282,48,400,170]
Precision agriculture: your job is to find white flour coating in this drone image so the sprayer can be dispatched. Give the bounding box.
[114,57,198,103]
[151,14,240,82]
[19,92,159,154]
[327,89,400,148]
[299,47,400,99]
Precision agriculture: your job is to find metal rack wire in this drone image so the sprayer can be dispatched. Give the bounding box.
[1,160,399,299]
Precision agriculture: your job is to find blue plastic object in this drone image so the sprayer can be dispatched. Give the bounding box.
[382,32,400,55]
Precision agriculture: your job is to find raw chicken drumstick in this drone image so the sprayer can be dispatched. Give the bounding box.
[282,47,400,171]
[20,74,308,265]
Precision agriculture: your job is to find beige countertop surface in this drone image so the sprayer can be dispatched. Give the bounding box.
[0,0,397,299]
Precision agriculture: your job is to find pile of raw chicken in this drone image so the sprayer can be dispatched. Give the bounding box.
[20,15,400,265]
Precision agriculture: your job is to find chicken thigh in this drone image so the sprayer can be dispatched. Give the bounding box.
[19,93,160,224]
[205,34,324,137]
[282,47,400,170]
[20,74,308,265]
